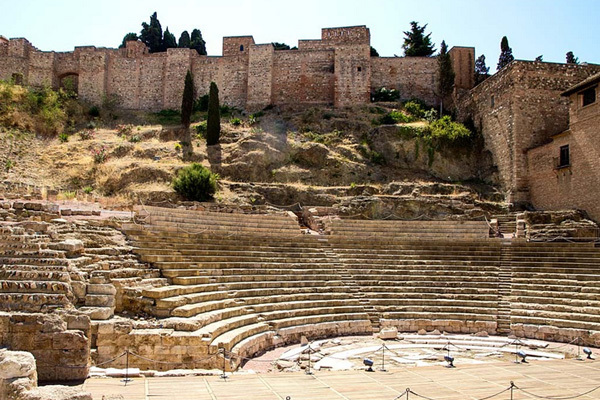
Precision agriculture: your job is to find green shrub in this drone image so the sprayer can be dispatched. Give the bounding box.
[128,134,141,143]
[423,108,438,123]
[91,146,108,163]
[58,132,69,143]
[429,116,472,141]
[229,117,242,126]
[172,163,218,202]
[403,100,426,118]
[194,94,209,112]
[380,110,415,125]
[153,109,181,125]
[195,121,207,138]
[83,186,93,194]
[78,129,95,140]
[371,87,400,102]
[88,106,100,117]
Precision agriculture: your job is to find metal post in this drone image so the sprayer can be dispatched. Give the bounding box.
[380,344,387,372]
[220,347,228,380]
[510,381,514,400]
[121,350,132,385]
[305,343,313,375]
[406,388,410,399]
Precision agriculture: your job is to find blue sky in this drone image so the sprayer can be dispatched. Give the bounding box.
[1,0,598,71]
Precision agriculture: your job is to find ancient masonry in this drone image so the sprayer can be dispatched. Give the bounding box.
[0,26,474,111]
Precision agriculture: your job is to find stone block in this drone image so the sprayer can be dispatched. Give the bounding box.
[87,284,117,296]
[85,294,116,307]
[65,314,91,331]
[52,330,88,350]
[379,326,398,340]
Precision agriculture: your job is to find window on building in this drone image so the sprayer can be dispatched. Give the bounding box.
[357,66,362,72]
[582,86,596,107]
[240,45,244,52]
[558,145,570,168]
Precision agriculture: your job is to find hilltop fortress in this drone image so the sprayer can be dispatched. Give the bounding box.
[1,25,600,219]
[0,26,475,110]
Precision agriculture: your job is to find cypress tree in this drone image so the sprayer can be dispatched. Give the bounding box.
[190,29,207,55]
[206,82,220,146]
[119,32,138,48]
[566,51,579,64]
[140,12,163,53]
[178,31,191,48]
[474,55,490,85]
[163,27,177,50]
[497,36,514,70]
[437,40,455,101]
[181,70,194,128]
[402,21,435,57]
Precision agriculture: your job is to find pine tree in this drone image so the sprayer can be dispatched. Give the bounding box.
[402,21,435,57]
[181,70,194,128]
[119,33,138,49]
[140,12,163,53]
[163,27,177,50]
[474,55,490,85]
[190,29,207,55]
[206,82,220,146]
[370,46,379,57]
[437,40,455,101]
[272,42,291,51]
[497,36,514,70]
[535,55,543,62]
[566,51,579,64]
[178,31,191,48]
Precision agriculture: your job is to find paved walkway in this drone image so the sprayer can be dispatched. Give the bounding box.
[81,359,600,400]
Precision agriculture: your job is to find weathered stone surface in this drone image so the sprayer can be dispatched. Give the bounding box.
[379,327,398,340]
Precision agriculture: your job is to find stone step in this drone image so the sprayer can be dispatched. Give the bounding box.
[0,293,71,311]
[152,261,339,270]
[172,273,345,285]
[0,280,71,293]
[142,254,334,264]
[0,269,70,282]
[382,311,497,322]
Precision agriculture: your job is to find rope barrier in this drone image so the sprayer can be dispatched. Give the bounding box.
[513,383,600,400]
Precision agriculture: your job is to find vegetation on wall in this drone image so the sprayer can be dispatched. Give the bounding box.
[172,163,218,202]
[371,87,400,102]
[402,21,435,57]
[566,51,579,65]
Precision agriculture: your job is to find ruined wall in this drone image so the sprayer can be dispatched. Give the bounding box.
[462,61,600,204]
[0,312,90,381]
[371,57,438,104]
[527,87,600,221]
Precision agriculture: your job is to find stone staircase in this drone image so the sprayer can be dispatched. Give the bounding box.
[323,218,490,240]
[0,225,74,312]
[122,207,372,367]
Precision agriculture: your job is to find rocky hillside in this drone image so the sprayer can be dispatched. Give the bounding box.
[0,95,506,218]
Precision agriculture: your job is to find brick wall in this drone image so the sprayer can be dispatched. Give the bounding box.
[371,57,438,104]
[527,87,600,221]
[247,44,274,110]
[272,50,335,106]
[461,61,600,204]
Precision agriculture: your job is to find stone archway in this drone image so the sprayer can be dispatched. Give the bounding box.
[58,73,79,95]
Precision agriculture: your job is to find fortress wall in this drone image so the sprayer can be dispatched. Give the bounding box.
[334,44,371,107]
[371,57,438,104]
[78,49,108,105]
[107,53,143,109]
[216,56,249,109]
[272,49,335,106]
[163,48,192,110]
[223,36,254,57]
[138,55,167,110]
[246,44,274,110]
[449,47,475,90]
[28,51,55,87]
[55,52,79,77]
